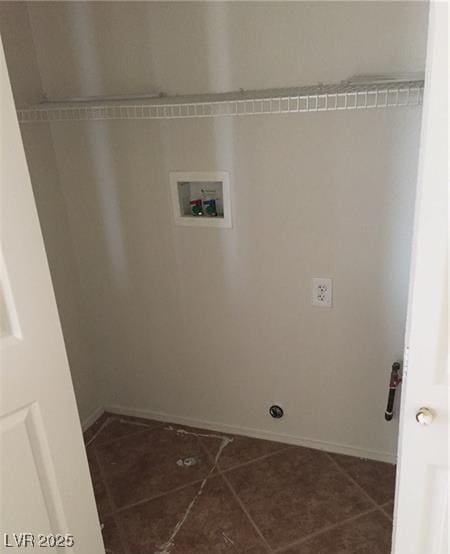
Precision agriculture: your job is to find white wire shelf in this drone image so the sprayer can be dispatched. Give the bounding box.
[17,80,424,123]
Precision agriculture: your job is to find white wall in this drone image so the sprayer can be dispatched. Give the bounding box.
[28,1,426,99]
[5,1,428,460]
[0,3,102,423]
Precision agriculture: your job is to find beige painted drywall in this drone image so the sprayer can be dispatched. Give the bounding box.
[6,1,428,458]
[0,3,102,423]
[47,110,421,460]
[27,1,427,99]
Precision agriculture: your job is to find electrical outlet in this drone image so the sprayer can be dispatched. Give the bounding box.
[312,278,333,307]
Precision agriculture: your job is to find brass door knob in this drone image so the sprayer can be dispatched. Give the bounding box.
[415,407,434,426]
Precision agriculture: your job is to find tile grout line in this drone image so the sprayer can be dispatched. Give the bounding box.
[272,506,381,553]
[153,426,234,554]
[216,466,273,553]
[112,476,210,515]
[323,451,385,510]
[86,414,394,552]
[111,438,290,516]
[89,424,225,517]
[85,417,114,448]
[218,447,394,553]
[379,502,394,522]
[198,435,293,476]
[90,425,158,449]
[220,446,294,475]
[93,447,132,554]
[85,416,164,449]
[195,434,291,551]
[323,453,396,532]
[326,451,398,535]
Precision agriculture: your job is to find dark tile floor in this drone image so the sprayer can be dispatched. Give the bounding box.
[84,413,395,553]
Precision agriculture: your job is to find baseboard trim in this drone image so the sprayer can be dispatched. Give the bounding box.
[81,405,105,431]
[104,404,397,464]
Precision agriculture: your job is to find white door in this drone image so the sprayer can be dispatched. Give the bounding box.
[0,40,104,553]
[393,2,448,554]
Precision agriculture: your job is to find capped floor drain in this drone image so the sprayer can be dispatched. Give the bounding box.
[176,457,200,467]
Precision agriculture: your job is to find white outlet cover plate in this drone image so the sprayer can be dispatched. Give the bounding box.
[312,277,333,308]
